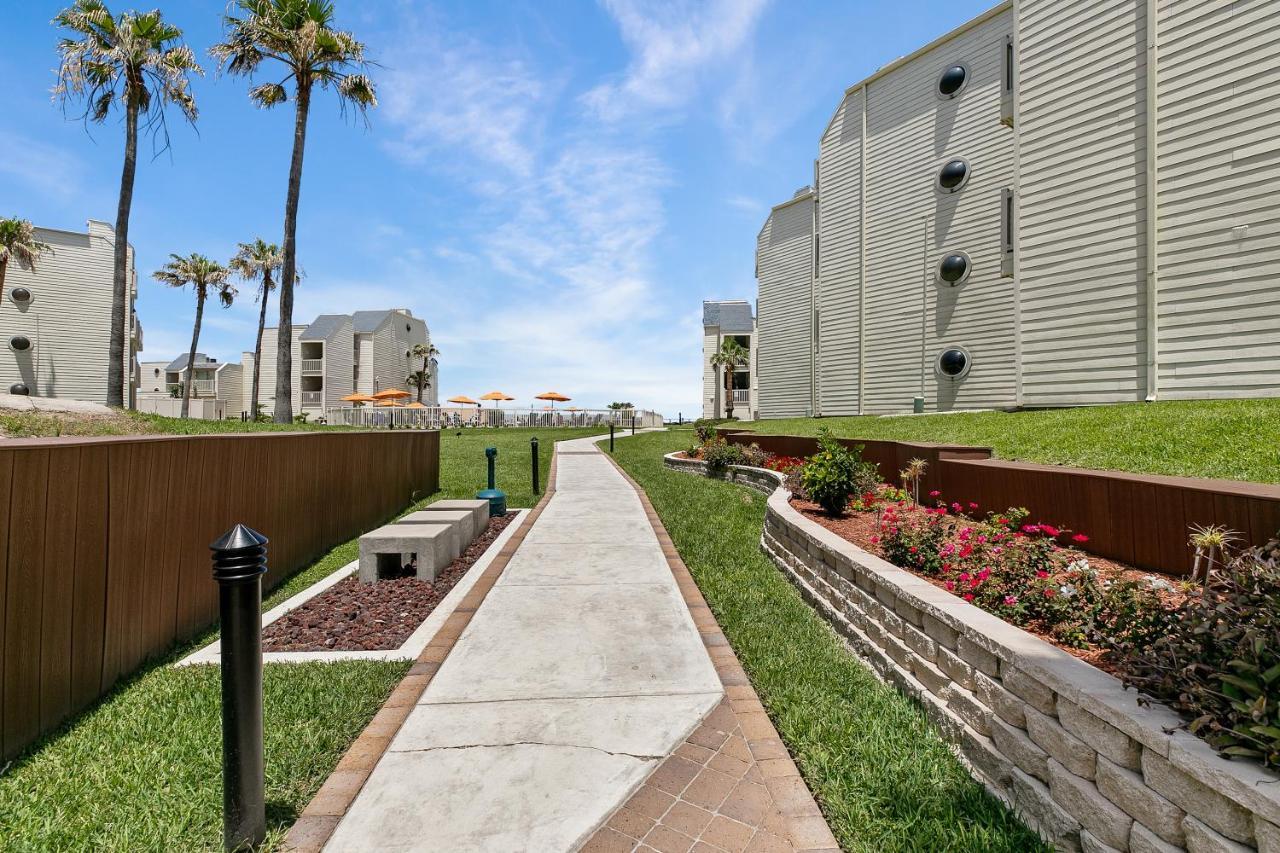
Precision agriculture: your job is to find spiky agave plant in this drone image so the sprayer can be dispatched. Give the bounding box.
[1189,524,1240,584]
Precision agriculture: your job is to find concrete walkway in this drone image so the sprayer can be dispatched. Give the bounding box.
[324,435,723,852]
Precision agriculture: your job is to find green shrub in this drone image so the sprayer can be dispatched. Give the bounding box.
[1115,535,1280,768]
[739,442,771,468]
[702,438,747,472]
[800,429,879,516]
[693,418,731,443]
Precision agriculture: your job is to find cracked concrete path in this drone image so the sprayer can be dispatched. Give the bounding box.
[323,435,723,852]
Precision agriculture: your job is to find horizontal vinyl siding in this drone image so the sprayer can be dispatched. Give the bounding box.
[816,94,863,415]
[862,8,1017,414]
[1017,0,1149,405]
[1154,0,1280,398]
[702,330,718,418]
[323,318,354,409]
[756,198,814,419]
[1,223,133,405]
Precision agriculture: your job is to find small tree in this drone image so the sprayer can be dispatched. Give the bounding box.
[0,217,51,307]
[54,1,201,407]
[229,238,284,418]
[709,338,749,419]
[409,342,438,403]
[406,369,430,403]
[153,253,235,418]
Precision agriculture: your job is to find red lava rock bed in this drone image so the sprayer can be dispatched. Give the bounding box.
[262,511,516,652]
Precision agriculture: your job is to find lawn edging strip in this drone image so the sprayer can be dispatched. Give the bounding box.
[665,451,1280,852]
[176,510,529,667]
[595,444,841,852]
[281,454,560,853]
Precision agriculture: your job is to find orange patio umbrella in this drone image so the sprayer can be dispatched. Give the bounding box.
[375,399,403,407]
[479,391,515,410]
[341,392,375,405]
[404,401,427,409]
[447,395,478,405]
[373,388,410,400]
[535,391,571,410]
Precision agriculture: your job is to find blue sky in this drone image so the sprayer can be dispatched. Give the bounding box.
[1,0,997,416]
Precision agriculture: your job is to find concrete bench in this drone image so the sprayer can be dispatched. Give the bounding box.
[397,509,474,555]
[411,499,491,535]
[359,522,458,583]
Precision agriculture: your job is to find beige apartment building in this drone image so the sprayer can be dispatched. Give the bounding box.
[1,219,142,406]
[750,0,1280,416]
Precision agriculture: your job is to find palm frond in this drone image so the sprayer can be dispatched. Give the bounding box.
[0,218,53,271]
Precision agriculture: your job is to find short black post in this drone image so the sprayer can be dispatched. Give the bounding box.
[609,423,615,453]
[631,416,636,435]
[530,436,540,495]
[210,524,268,853]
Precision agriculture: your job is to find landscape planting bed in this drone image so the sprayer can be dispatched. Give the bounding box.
[263,512,516,652]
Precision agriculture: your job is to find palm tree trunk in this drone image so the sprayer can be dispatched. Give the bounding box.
[251,272,270,418]
[182,290,205,420]
[275,81,312,424]
[107,95,140,409]
[0,257,8,311]
[725,366,735,419]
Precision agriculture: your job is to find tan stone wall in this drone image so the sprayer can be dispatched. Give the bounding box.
[663,453,1280,853]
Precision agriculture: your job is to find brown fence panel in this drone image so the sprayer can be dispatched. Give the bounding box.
[717,430,1280,578]
[0,429,439,762]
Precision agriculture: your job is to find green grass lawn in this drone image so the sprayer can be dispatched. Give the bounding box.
[610,430,1050,852]
[0,426,606,850]
[732,398,1280,483]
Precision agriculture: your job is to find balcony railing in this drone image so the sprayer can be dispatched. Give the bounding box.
[300,359,323,374]
[191,379,215,395]
[732,388,751,403]
[301,391,323,407]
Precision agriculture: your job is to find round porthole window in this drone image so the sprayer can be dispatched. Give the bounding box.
[937,158,970,194]
[936,251,972,286]
[936,347,971,380]
[9,383,29,396]
[10,287,31,305]
[9,335,31,352]
[937,63,968,99]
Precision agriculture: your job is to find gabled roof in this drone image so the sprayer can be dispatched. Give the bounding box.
[300,314,350,341]
[352,310,396,333]
[702,300,754,333]
[166,352,218,371]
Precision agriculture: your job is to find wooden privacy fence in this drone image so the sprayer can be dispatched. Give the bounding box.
[0,430,439,762]
[718,429,1280,578]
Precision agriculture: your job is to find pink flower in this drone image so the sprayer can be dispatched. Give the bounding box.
[958,572,971,582]
[869,535,880,545]
[945,580,956,591]
[963,593,975,602]
[951,502,963,514]
[1003,595,1018,606]
[1041,525,1061,537]
[908,546,917,554]
[1021,524,1041,535]
[929,490,941,498]
[1043,587,1056,598]
[968,502,979,511]
[1072,533,1090,543]
[1036,570,1049,579]
[977,568,991,581]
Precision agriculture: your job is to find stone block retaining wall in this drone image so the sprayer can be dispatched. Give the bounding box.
[663,452,1280,853]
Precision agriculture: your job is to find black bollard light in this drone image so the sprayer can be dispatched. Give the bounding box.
[609,423,615,453]
[210,524,268,853]
[531,436,540,495]
[631,416,636,435]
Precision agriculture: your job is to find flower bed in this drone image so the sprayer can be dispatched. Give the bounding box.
[664,450,1280,852]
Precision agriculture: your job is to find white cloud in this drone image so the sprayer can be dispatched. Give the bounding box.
[583,0,770,121]
[379,25,553,177]
[0,131,87,201]
[726,194,764,215]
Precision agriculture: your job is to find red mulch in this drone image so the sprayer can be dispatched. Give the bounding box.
[262,511,516,652]
[790,497,1187,674]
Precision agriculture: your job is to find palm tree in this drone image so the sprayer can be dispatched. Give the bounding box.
[709,338,750,419]
[409,342,438,403]
[212,0,376,423]
[54,0,201,408]
[0,217,52,307]
[229,239,283,417]
[406,370,430,403]
[153,254,235,418]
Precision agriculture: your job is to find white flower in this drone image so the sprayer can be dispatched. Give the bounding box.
[1059,583,1077,598]
[1067,558,1090,573]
